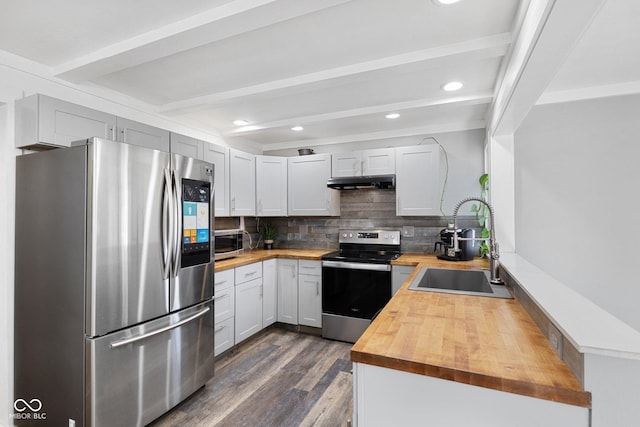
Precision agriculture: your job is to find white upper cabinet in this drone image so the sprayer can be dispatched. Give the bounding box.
[332,152,362,177]
[172,134,231,217]
[362,148,395,176]
[15,94,116,149]
[204,143,231,217]
[116,117,170,152]
[395,145,440,216]
[229,149,256,216]
[256,155,288,217]
[288,154,340,216]
[170,132,203,159]
[332,148,395,177]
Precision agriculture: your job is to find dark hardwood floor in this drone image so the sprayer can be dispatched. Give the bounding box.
[150,327,354,427]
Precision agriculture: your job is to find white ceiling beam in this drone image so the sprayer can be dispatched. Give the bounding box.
[259,120,486,151]
[159,33,511,114]
[224,91,493,136]
[488,0,609,136]
[53,0,353,83]
[537,80,640,105]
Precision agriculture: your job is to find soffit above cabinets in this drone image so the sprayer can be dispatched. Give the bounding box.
[1,0,524,149]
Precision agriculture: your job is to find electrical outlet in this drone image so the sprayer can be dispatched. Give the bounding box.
[402,226,414,237]
[548,323,564,358]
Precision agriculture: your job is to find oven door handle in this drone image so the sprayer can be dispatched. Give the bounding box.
[322,261,391,272]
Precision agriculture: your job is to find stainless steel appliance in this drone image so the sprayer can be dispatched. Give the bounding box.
[214,228,244,260]
[434,225,476,261]
[321,230,401,343]
[326,174,395,189]
[14,137,215,427]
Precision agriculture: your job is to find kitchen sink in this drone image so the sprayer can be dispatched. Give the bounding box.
[407,268,512,299]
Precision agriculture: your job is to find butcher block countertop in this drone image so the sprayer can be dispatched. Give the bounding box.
[215,249,590,407]
[353,254,592,408]
[214,248,330,271]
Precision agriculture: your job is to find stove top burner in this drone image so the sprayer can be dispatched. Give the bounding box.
[321,250,400,264]
[321,229,402,264]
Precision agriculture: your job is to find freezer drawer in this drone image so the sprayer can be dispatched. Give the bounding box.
[87,301,214,427]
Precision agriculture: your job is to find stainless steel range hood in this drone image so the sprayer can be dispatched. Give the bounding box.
[327,174,395,190]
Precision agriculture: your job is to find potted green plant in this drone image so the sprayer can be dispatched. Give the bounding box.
[260,221,277,250]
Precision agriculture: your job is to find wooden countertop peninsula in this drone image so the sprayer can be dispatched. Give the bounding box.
[215,250,590,407]
[353,254,592,408]
[214,248,330,272]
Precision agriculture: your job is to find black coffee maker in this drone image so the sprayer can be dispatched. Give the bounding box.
[434,225,476,261]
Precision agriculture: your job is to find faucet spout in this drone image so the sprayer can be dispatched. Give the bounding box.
[453,197,503,284]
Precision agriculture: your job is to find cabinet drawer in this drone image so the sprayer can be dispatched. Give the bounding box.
[214,317,234,356]
[214,269,234,290]
[298,260,321,276]
[213,281,235,323]
[235,262,262,284]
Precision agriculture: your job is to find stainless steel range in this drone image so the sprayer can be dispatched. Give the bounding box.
[321,229,401,343]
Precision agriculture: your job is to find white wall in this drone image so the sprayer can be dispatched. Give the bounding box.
[514,93,640,331]
[264,130,487,216]
[0,103,16,427]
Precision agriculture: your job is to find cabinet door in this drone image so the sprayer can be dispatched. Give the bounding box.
[256,156,288,216]
[395,145,440,216]
[230,149,256,216]
[116,117,170,152]
[170,132,203,159]
[362,148,395,176]
[332,152,362,177]
[235,277,262,344]
[214,269,235,323]
[288,154,340,216]
[16,94,116,148]
[277,259,298,325]
[392,265,415,296]
[298,274,322,328]
[235,262,262,285]
[203,143,230,217]
[214,317,234,356]
[262,259,277,327]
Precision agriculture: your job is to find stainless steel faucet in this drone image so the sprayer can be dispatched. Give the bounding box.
[452,197,503,284]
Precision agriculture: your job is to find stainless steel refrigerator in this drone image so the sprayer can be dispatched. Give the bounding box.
[14,137,215,426]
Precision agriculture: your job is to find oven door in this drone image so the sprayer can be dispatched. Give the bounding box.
[321,261,391,320]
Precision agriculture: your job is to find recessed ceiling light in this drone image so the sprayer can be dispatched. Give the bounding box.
[291,126,304,132]
[433,0,461,5]
[385,113,400,119]
[233,119,249,126]
[442,81,464,92]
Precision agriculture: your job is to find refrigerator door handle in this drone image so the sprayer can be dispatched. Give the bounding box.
[161,168,173,279]
[109,306,211,349]
[171,170,182,278]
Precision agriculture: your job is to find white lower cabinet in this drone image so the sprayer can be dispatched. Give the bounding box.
[391,265,415,295]
[235,262,263,344]
[277,259,298,325]
[262,259,277,327]
[298,260,322,328]
[214,317,235,356]
[354,363,589,427]
[235,277,263,343]
[214,269,235,356]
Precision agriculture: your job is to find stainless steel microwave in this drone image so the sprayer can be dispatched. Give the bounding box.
[214,229,244,260]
